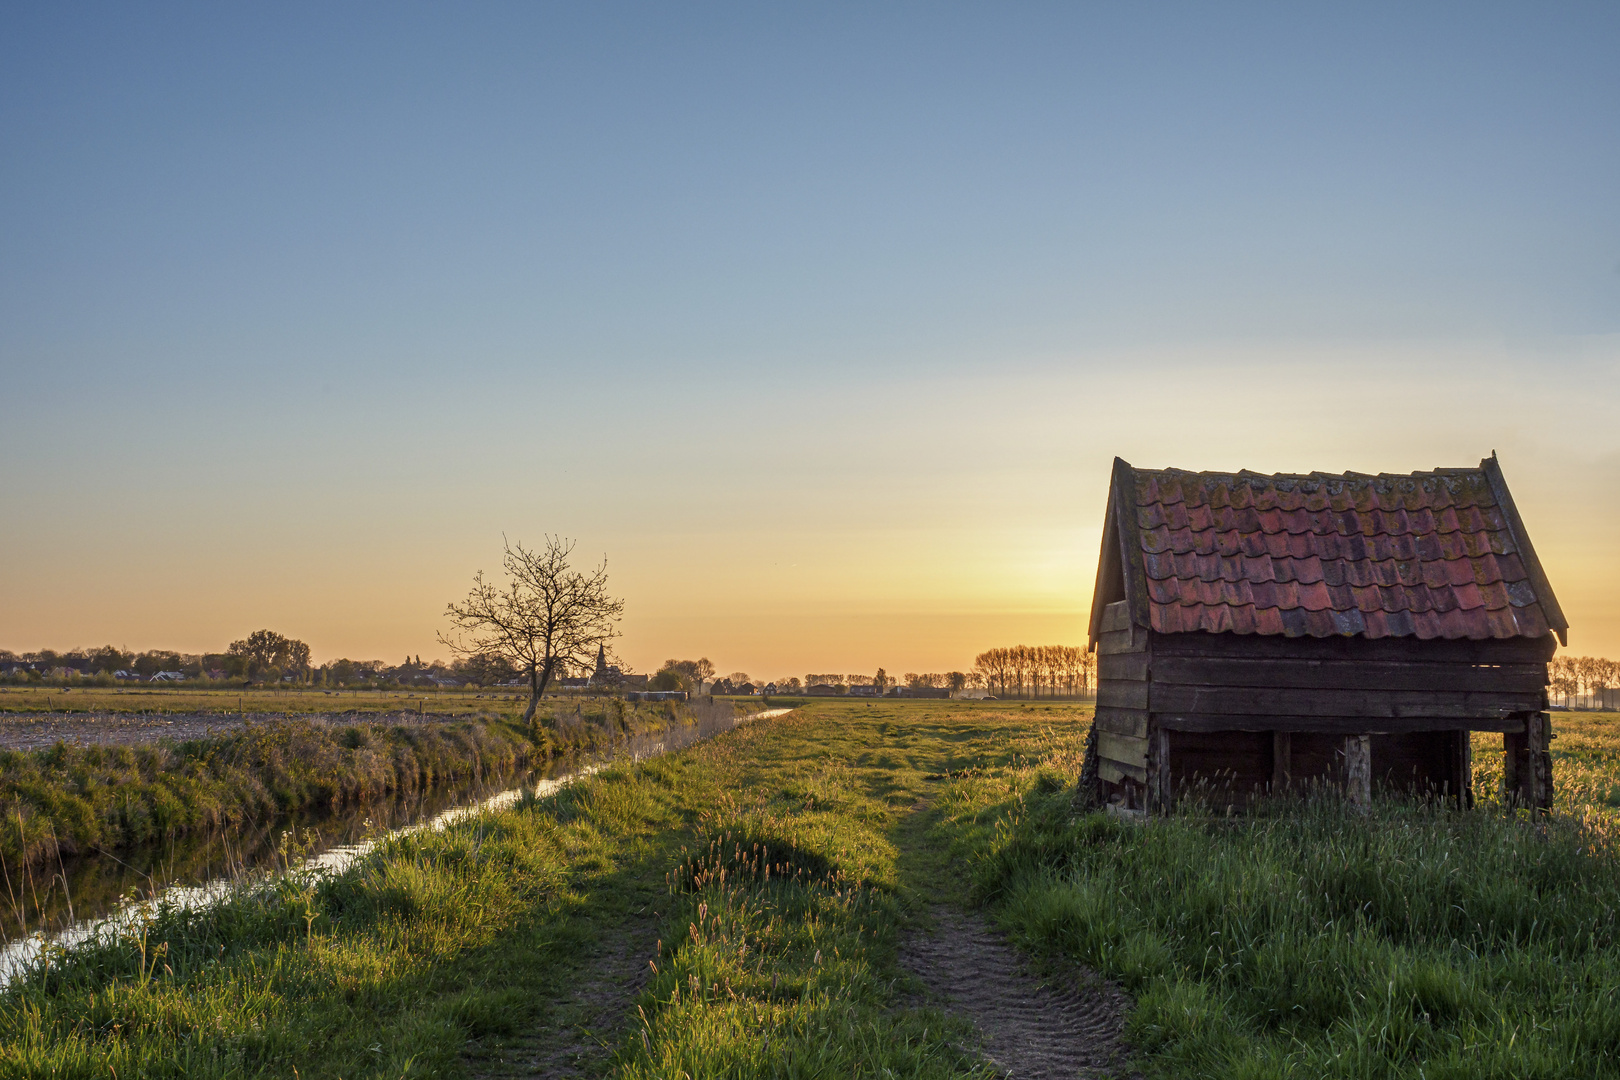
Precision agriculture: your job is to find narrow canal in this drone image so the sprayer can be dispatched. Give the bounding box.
[0,706,792,986]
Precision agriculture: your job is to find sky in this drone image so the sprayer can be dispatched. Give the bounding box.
[2,3,1618,678]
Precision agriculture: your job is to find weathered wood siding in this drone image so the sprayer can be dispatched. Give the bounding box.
[1091,600,1551,811]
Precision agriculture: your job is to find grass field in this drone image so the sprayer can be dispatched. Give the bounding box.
[0,701,1615,1078]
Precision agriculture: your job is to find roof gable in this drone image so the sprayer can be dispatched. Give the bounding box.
[1087,455,1567,648]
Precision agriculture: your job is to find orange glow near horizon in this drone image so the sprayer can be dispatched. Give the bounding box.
[4,11,1618,682]
[3,343,1616,673]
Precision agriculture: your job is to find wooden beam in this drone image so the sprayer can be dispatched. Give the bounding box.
[1149,630,1555,664]
[1087,477,1127,650]
[1099,757,1148,785]
[1096,628,1147,656]
[1451,729,1473,809]
[1148,684,1541,720]
[1483,454,1568,646]
[1272,731,1291,791]
[1151,725,1171,815]
[1097,731,1148,768]
[1148,656,1546,694]
[1528,712,1553,812]
[1502,727,1523,801]
[1097,681,1150,710]
[1100,601,1132,633]
[1159,712,1528,735]
[1097,649,1148,682]
[1112,457,1154,635]
[1344,735,1371,808]
[1094,706,1148,738]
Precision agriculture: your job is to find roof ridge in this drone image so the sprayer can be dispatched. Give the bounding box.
[1141,465,1489,482]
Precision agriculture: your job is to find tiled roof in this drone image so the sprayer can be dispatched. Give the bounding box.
[1096,457,1567,643]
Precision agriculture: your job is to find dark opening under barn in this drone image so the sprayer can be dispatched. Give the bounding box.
[1083,454,1567,814]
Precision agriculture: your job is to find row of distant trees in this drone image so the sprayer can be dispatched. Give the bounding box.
[1550,655,1620,709]
[795,654,1099,698]
[0,634,540,690]
[0,631,318,685]
[972,645,1097,698]
[795,650,1612,706]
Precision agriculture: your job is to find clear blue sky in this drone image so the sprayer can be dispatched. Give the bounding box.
[3,4,1618,673]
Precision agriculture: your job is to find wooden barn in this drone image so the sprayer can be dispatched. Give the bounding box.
[1085,455,1566,814]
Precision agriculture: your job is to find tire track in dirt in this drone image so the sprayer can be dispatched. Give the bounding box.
[902,909,1139,1079]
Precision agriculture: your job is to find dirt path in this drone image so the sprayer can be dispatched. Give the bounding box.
[465,920,655,1079]
[903,909,1138,1079]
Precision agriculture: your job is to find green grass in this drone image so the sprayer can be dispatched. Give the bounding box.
[1,702,1617,1078]
[947,711,1620,1079]
[0,701,1018,1078]
[1,700,728,869]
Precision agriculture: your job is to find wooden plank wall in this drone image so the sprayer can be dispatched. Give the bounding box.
[1090,600,1548,810]
[1147,630,1547,735]
[1094,601,1149,803]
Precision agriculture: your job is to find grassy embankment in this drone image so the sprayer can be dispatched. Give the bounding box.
[1,698,732,869]
[0,702,1617,1078]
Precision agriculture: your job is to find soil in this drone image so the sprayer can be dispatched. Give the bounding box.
[902,909,1139,1079]
[0,711,463,751]
[466,920,656,1079]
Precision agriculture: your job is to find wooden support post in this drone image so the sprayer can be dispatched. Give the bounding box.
[1502,715,1552,811]
[1527,712,1553,812]
[1343,734,1371,809]
[1503,727,1524,805]
[1452,729,1474,809]
[1271,731,1292,792]
[1149,724,1171,815]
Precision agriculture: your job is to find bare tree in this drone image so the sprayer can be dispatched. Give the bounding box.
[440,536,624,727]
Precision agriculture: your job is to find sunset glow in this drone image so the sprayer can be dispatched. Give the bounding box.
[2,7,1616,673]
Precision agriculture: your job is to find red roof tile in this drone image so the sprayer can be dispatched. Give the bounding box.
[1091,457,1567,644]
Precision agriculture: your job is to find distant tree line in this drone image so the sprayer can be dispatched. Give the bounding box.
[971,645,1096,698]
[0,635,549,690]
[650,658,715,692]
[1549,655,1620,709]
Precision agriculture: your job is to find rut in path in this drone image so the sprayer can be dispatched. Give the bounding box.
[464,922,654,1079]
[902,909,1139,1079]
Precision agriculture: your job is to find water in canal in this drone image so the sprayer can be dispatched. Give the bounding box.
[0,706,791,986]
